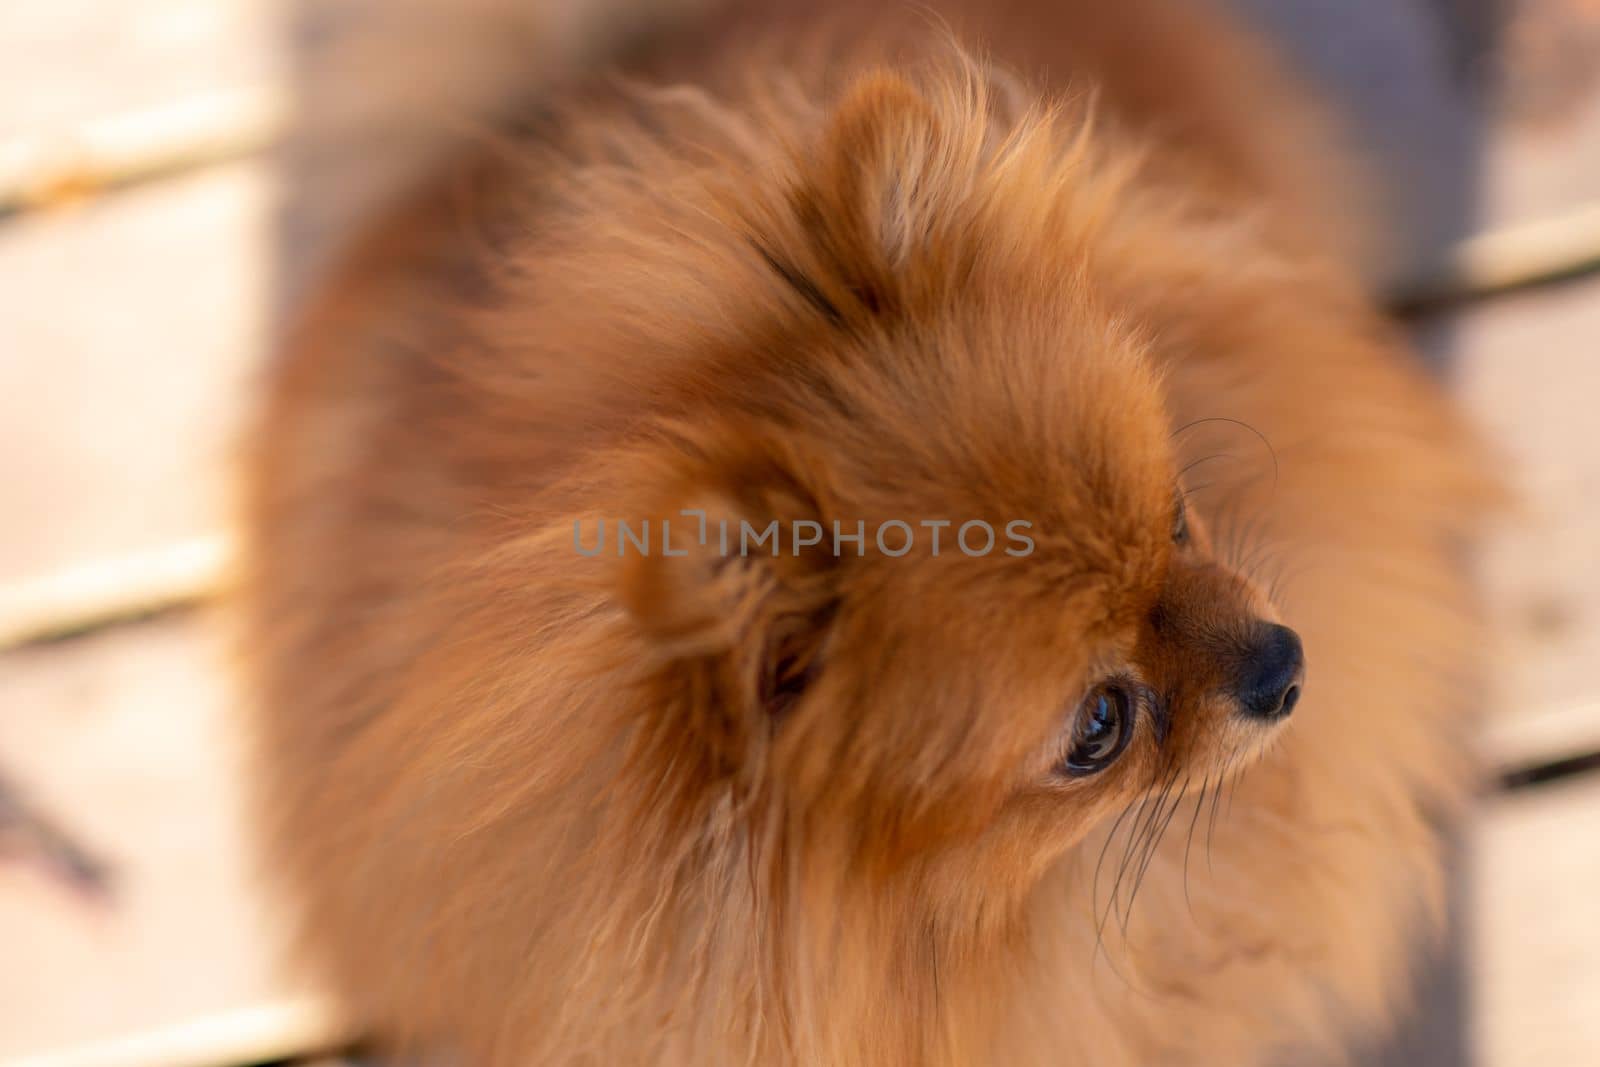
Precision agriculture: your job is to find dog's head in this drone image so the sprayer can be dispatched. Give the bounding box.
[590,69,1301,902]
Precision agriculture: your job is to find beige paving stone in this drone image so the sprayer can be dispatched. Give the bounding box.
[0,162,271,592]
[0,0,280,149]
[1417,276,1600,764]
[0,614,314,1063]
[1480,0,1600,233]
[1473,774,1600,1067]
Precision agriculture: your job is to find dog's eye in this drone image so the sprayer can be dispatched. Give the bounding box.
[1061,683,1136,776]
[1172,499,1189,545]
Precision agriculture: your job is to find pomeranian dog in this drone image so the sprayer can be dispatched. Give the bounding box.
[245,0,1498,1063]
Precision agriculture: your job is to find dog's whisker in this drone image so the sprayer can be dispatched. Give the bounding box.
[1226,755,1251,824]
[1116,762,1182,933]
[1122,770,1189,934]
[1093,777,1160,961]
[1090,792,1144,944]
[1168,416,1280,493]
[1098,769,1168,947]
[1181,772,1211,922]
[1089,792,1164,997]
[1103,782,1161,936]
[1206,750,1235,875]
[1177,452,1234,480]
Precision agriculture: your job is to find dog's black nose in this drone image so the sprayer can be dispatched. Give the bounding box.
[1233,623,1304,720]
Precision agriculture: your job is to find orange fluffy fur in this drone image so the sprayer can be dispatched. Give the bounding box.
[244,2,1498,1064]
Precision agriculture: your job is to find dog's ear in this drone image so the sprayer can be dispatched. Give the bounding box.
[614,436,839,726]
[779,72,966,315]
